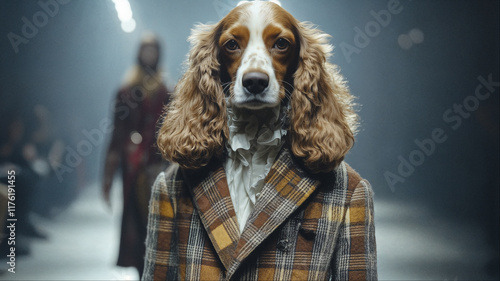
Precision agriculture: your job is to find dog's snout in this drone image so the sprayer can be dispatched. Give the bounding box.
[242,72,269,94]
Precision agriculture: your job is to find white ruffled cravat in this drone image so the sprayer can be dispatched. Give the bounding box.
[224,104,287,234]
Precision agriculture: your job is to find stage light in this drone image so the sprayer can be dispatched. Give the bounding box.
[111,0,136,33]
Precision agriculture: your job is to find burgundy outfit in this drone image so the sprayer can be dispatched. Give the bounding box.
[104,83,170,273]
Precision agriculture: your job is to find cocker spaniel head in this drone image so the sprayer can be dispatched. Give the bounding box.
[158,1,358,173]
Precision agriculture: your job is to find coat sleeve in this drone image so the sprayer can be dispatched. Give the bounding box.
[142,171,165,280]
[142,168,180,281]
[332,178,377,280]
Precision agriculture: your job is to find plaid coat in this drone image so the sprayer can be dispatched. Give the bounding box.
[142,148,377,280]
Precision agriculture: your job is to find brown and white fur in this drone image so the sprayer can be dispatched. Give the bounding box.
[157,0,358,174]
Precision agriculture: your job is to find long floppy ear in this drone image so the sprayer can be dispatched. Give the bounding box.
[289,22,358,173]
[157,23,228,170]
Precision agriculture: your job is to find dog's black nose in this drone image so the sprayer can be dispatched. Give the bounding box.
[242,72,269,94]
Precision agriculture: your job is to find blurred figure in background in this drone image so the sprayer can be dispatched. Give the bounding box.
[101,33,171,277]
[27,104,80,218]
[0,110,45,257]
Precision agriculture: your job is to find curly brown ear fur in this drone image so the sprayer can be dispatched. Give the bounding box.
[157,24,228,170]
[290,22,358,173]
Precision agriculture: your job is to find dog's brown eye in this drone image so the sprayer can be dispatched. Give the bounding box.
[274,38,289,50]
[225,39,240,51]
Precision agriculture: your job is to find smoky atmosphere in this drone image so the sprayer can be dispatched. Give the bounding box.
[0,0,498,280]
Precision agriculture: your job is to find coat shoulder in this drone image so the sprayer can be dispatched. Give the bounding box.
[152,163,184,196]
[342,162,374,204]
[164,163,181,180]
[344,162,363,188]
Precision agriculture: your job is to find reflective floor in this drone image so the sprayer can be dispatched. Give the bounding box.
[0,182,140,281]
[0,183,497,280]
[376,200,495,280]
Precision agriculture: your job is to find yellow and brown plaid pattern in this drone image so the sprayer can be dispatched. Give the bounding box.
[189,165,240,271]
[142,149,377,280]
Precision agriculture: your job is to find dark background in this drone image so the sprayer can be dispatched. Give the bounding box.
[0,0,498,280]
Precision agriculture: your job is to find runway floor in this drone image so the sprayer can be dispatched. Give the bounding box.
[0,182,497,280]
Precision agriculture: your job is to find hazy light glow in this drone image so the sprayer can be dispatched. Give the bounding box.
[121,18,136,33]
[409,28,424,44]
[398,28,424,50]
[112,0,136,33]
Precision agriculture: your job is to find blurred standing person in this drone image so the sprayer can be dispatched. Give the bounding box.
[102,34,170,277]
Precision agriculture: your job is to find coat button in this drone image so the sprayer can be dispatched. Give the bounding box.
[277,239,290,252]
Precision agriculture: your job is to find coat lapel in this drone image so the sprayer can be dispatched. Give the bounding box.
[182,149,322,277]
[182,163,240,271]
[227,148,322,277]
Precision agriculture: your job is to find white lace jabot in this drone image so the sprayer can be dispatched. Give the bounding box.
[224,104,287,234]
